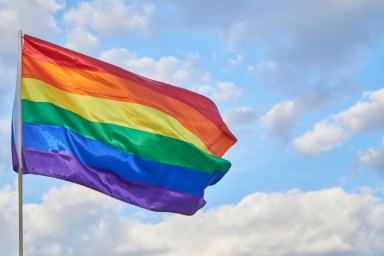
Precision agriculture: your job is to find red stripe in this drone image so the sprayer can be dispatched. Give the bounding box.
[22,35,237,145]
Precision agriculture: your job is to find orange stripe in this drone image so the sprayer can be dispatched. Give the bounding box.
[22,35,236,142]
[22,56,234,157]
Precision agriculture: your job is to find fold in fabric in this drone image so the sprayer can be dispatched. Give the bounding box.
[12,34,237,215]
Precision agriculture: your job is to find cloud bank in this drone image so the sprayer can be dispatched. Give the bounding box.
[1,183,384,255]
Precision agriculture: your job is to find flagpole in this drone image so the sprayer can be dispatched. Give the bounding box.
[16,30,23,256]
[18,167,23,256]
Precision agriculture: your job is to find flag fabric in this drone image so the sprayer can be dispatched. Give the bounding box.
[12,34,237,215]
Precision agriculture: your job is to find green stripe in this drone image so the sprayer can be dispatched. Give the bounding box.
[22,100,231,173]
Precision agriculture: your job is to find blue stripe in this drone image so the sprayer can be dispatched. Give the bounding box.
[22,123,225,196]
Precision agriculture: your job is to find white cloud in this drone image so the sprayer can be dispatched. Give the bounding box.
[198,82,242,102]
[0,61,14,99]
[0,118,11,173]
[99,48,136,66]
[358,140,384,173]
[0,183,18,255]
[24,184,123,255]
[260,86,337,142]
[63,0,156,37]
[293,121,348,154]
[65,27,99,54]
[262,100,302,140]
[335,89,384,132]
[224,107,256,128]
[0,0,63,57]
[62,1,93,28]
[126,54,208,86]
[0,0,64,111]
[0,119,10,137]
[2,184,384,255]
[101,49,210,87]
[293,88,384,154]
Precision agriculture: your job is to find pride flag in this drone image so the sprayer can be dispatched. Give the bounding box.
[12,34,236,215]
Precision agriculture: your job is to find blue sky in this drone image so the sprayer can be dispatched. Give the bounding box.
[2,0,384,255]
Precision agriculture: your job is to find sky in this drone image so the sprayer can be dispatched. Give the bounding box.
[1,0,384,255]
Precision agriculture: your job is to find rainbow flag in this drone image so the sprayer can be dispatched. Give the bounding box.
[12,34,236,215]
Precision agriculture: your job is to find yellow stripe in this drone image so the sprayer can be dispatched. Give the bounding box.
[22,78,211,154]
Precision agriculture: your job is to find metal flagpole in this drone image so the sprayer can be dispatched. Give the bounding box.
[16,30,24,256]
[18,168,23,256]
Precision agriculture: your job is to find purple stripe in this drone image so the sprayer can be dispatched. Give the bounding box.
[12,141,19,171]
[22,147,206,215]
